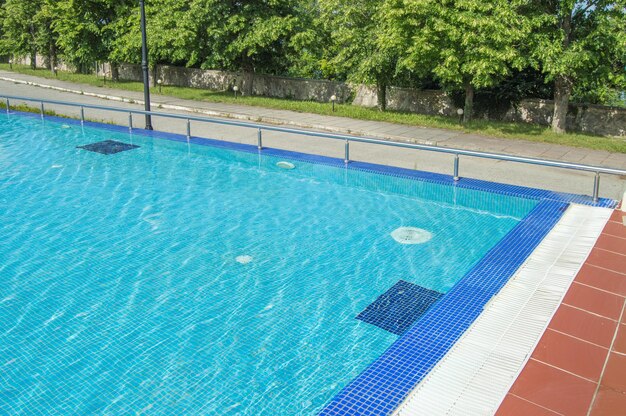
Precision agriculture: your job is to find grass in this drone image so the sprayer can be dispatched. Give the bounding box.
[2,63,625,153]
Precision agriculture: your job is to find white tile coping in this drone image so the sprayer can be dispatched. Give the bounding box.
[392,204,612,416]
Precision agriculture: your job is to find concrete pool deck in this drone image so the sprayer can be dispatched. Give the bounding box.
[1,69,625,201]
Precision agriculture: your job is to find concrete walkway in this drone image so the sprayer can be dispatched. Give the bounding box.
[1,69,625,199]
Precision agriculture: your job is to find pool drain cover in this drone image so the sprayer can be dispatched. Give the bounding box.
[391,227,432,244]
[356,280,443,335]
[77,140,139,155]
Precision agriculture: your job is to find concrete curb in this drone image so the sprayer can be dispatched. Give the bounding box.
[0,76,436,147]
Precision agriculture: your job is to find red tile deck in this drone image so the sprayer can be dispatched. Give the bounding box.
[496,208,626,416]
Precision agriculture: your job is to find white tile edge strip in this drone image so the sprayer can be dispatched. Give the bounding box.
[392,204,613,416]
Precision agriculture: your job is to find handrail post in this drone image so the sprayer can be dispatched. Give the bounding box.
[5,98,9,114]
[40,102,45,119]
[80,106,84,125]
[186,119,191,140]
[453,154,460,181]
[593,172,600,203]
[128,112,133,132]
[257,128,263,150]
[344,139,350,164]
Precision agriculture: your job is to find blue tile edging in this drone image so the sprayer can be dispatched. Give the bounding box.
[7,110,618,415]
[319,200,567,416]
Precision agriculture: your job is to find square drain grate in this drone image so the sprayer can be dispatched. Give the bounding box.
[356,280,444,336]
[77,140,140,155]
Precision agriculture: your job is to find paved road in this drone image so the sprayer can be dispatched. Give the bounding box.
[1,71,625,200]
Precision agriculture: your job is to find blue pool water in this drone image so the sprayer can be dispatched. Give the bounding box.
[0,113,536,415]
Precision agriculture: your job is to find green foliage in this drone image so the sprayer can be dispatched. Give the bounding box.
[532,1,626,86]
[388,0,533,90]
[0,0,624,118]
[0,0,42,60]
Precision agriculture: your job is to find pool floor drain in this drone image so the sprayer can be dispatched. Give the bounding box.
[391,227,433,244]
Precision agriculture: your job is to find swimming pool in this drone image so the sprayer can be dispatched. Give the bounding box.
[0,112,590,415]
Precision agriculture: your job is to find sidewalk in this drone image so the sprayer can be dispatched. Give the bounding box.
[2,69,625,170]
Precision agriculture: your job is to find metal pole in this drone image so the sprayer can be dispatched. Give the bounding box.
[40,102,45,119]
[453,154,460,181]
[593,172,600,203]
[257,128,263,150]
[128,112,133,132]
[5,98,9,113]
[344,139,350,163]
[80,106,84,124]
[186,119,191,139]
[140,0,153,130]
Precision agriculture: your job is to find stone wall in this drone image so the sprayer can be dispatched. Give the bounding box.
[353,85,457,116]
[503,99,626,137]
[8,56,626,136]
[114,64,352,103]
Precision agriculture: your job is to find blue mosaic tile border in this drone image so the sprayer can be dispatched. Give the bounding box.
[9,110,617,415]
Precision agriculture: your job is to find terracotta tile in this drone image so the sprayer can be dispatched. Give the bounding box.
[602,352,626,393]
[532,329,608,381]
[562,282,624,320]
[609,209,626,224]
[510,359,596,416]
[595,234,626,256]
[604,221,626,239]
[495,394,561,416]
[587,248,626,275]
[589,386,626,416]
[614,324,626,355]
[550,305,618,348]
[576,264,626,297]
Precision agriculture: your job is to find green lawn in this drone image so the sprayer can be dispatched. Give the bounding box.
[2,63,625,153]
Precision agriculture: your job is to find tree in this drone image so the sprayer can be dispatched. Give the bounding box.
[34,0,59,73]
[531,1,626,133]
[384,0,533,122]
[111,0,304,94]
[0,0,43,69]
[318,0,396,111]
[52,0,134,73]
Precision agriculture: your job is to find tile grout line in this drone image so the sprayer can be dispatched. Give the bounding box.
[546,328,612,350]
[528,358,599,384]
[593,247,626,258]
[586,297,626,416]
[508,393,565,416]
[571,281,626,299]
[561,301,620,321]
[581,263,626,277]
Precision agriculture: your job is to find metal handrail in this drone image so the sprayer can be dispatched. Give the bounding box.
[3,94,625,202]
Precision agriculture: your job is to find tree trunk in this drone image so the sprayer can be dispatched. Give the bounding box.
[463,82,474,123]
[241,70,254,97]
[30,49,37,70]
[151,65,157,87]
[551,7,573,134]
[49,42,57,74]
[552,76,571,134]
[111,62,120,82]
[29,23,36,69]
[376,79,387,111]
